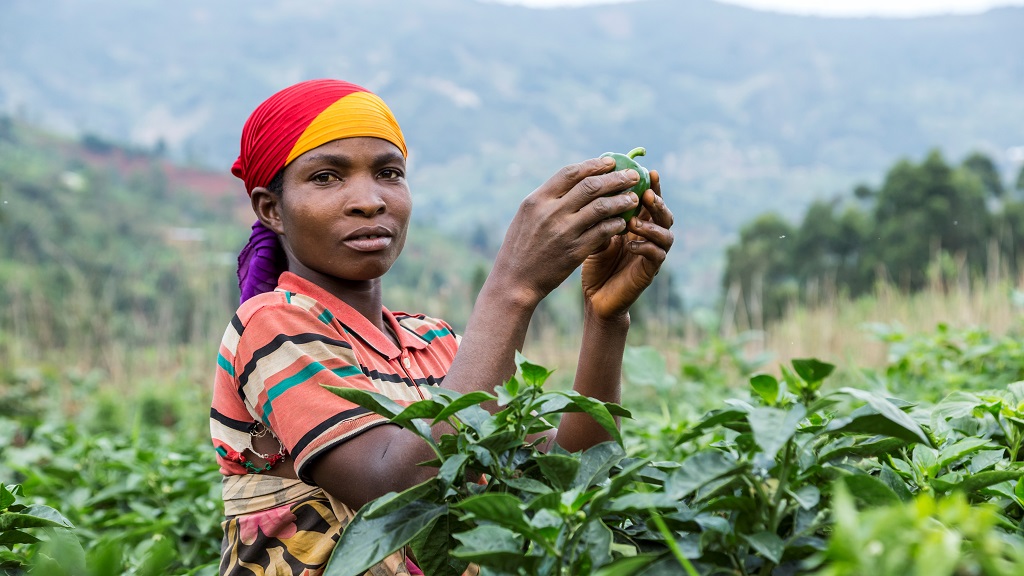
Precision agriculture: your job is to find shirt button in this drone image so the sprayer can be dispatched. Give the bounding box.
[403,357,411,368]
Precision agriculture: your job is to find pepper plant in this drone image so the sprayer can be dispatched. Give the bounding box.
[321,353,1024,576]
[0,483,73,572]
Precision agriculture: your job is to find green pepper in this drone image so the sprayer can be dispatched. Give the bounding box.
[599,147,650,225]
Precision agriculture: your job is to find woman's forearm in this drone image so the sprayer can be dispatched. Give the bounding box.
[441,271,539,398]
[555,306,629,453]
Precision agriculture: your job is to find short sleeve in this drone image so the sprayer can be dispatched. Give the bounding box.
[235,303,390,483]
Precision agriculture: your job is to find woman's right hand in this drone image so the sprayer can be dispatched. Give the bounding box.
[489,156,642,306]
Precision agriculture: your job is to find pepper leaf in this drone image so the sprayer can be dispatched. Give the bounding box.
[325,500,447,576]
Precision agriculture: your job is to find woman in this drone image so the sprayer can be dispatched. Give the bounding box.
[210,79,674,575]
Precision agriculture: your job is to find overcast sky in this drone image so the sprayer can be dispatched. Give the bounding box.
[483,0,1024,17]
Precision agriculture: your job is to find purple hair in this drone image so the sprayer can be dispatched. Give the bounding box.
[237,221,287,303]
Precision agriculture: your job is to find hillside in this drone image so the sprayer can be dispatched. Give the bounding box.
[0,121,493,371]
[2,0,1022,299]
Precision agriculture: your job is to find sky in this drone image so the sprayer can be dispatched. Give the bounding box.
[484,0,1024,17]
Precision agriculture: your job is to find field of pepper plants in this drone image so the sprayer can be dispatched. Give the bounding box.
[4,320,1024,576]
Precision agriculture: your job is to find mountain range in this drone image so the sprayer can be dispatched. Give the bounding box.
[3,0,1022,300]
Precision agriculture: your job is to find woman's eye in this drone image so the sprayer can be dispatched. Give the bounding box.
[312,172,338,184]
[380,168,403,180]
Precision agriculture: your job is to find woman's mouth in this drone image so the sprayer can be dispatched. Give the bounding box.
[343,231,394,252]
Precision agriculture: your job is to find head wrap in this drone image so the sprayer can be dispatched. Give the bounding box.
[232,79,407,303]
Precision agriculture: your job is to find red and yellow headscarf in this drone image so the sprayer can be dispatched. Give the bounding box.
[233,79,407,302]
[231,79,407,195]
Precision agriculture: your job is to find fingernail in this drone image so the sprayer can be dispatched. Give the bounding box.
[634,218,642,229]
[626,169,639,181]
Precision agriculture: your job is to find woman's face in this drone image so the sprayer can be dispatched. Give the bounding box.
[270,136,411,285]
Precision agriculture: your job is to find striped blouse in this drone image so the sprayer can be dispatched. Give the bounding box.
[210,271,460,485]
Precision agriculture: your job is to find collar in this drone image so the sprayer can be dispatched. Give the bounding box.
[275,272,428,359]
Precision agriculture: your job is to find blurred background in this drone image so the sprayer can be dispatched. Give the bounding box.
[2,0,1024,572]
[2,0,1024,384]
[2,0,1023,377]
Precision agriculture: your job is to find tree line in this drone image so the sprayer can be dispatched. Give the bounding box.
[722,150,1024,322]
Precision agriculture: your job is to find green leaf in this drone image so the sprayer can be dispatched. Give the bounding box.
[325,501,447,576]
[788,485,821,510]
[621,345,675,389]
[701,495,757,514]
[588,459,656,514]
[750,374,780,406]
[590,553,660,576]
[19,505,73,529]
[86,539,124,576]
[827,413,931,447]
[436,454,469,491]
[558,392,623,445]
[573,442,626,489]
[0,485,15,510]
[535,394,574,416]
[136,535,176,576]
[967,449,1007,474]
[605,491,679,513]
[0,510,70,531]
[454,404,498,438]
[468,445,495,469]
[432,390,498,424]
[495,383,516,406]
[747,405,806,461]
[580,519,613,569]
[390,400,446,426]
[450,524,526,567]
[791,358,835,385]
[979,480,1018,502]
[0,549,25,566]
[518,353,554,387]
[35,527,85,575]
[503,476,553,494]
[833,388,933,446]
[839,474,901,508]
[741,531,784,564]
[363,480,439,520]
[321,386,405,420]
[912,444,939,477]
[453,493,531,533]
[677,409,747,442]
[409,515,468,576]
[504,375,520,397]
[665,450,741,500]
[931,391,984,421]
[937,437,992,470]
[535,454,581,491]
[819,436,905,462]
[0,529,38,546]
[879,465,913,502]
[958,469,1024,494]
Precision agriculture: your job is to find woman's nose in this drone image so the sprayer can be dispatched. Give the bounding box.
[346,183,387,217]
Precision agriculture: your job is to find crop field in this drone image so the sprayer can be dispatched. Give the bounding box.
[3,278,1024,575]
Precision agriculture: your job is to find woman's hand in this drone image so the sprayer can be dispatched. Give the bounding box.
[581,169,675,320]
[489,157,644,307]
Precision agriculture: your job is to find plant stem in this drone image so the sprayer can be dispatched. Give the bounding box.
[648,509,700,576]
[769,440,795,533]
[743,474,773,517]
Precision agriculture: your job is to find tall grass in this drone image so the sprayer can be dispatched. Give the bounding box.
[723,261,1024,376]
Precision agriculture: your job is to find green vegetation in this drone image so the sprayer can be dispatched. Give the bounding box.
[3,67,1024,573]
[8,322,1024,575]
[722,150,1024,322]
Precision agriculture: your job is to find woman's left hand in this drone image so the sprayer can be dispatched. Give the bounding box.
[581,169,675,320]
